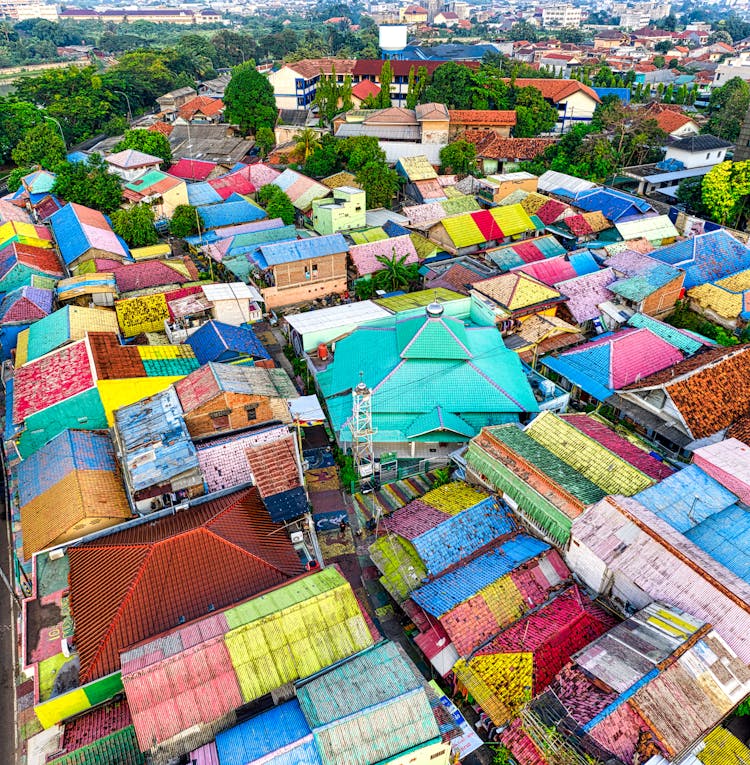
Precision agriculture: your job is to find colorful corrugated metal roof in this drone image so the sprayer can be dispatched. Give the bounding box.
[412,533,550,617]
[0,285,53,324]
[524,411,654,495]
[473,272,565,314]
[259,233,347,267]
[47,725,144,765]
[542,327,685,400]
[349,234,419,277]
[70,489,304,683]
[48,203,129,266]
[553,267,616,323]
[626,312,713,354]
[296,641,441,765]
[487,234,567,272]
[198,198,266,229]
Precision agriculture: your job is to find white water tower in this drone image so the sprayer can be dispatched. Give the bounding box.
[379,25,408,57]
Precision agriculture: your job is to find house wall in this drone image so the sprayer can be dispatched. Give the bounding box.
[269,66,317,110]
[449,123,512,140]
[639,273,685,316]
[262,252,348,309]
[161,183,190,218]
[558,92,598,130]
[665,145,728,169]
[669,121,699,138]
[492,176,539,202]
[183,391,288,438]
[422,118,450,144]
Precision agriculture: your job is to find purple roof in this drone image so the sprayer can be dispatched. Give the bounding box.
[382,499,450,540]
[555,267,616,323]
[0,286,54,324]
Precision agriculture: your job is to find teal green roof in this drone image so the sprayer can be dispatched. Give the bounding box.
[486,424,606,505]
[47,726,144,765]
[626,313,714,355]
[406,406,474,438]
[317,308,538,443]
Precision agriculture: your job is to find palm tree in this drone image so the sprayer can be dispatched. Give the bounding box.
[293,128,322,162]
[373,251,415,292]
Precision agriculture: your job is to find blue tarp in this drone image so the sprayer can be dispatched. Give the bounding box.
[198,198,267,229]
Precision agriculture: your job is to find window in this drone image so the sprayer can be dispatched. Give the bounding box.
[304,265,311,280]
[209,408,231,430]
[311,262,318,278]
[245,404,258,422]
[295,78,304,89]
[706,152,711,159]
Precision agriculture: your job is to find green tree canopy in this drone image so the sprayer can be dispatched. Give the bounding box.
[293,127,322,162]
[11,122,65,169]
[439,139,476,175]
[169,204,200,238]
[513,87,558,137]
[111,204,158,248]
[224,62,277,134]
[0,99,45,162]
[338,135,385,172]
[373,251,419,291]
[255,126,276,159]
[266,190,296,224]
[113,128,172,169]
[701,160,750,226]
[355,161,399,208]
[423,62,475,108]
[705,77,750,142]
[51,154,123,213]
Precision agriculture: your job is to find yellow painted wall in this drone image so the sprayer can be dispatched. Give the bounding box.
[97,377,183,424]
[115,293,169,336]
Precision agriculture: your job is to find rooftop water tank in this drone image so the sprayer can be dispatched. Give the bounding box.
[379,25,407,53]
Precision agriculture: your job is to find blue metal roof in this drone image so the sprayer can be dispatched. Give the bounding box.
[198,198,267,230]
[627,313,713,354]
[684,504,750,583]
[17,429,117,507]
[542,342,615,401]
[48,203,90,266]
[215,701,320,765]
[186,319,270,365]
[592,87,631,103]
[412,533,550,617]
[114,387,199,492]
[635,464,738,534]
[568,250,600,276]
[649,229,750,289]
[382,220,411,237]
[184,218,286,247]
[573,188,652,221]
[186,181,223,206]
[259,234,348,267]
[411,497,516,576]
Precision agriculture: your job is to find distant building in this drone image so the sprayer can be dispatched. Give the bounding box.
[156,86,198,120]
[60,7,221,23]
[312,186,366,235]
[104,149,162,182]
[541,4,582,27]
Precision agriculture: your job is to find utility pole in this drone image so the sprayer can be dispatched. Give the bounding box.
[114,90,133,123]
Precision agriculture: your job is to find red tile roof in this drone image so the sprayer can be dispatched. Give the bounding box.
[148,121,174,137]
[87,332,146,379]
[506,78,601,104]
[178,95,224,121]
[652,109,696,134]
[68,488,304,682]
[448,110,517,126]
[58,699,132,755]
[351,79,381,100]
[169,158,217,182]
[0,242,64,277]
[728,413,750,446]
[244,435,301,497]
[462,131,556,161]
[624,345,750,440]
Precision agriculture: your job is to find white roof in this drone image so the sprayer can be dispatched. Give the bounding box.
[202,281,263,304]
[284,300,390,335]
[365,208,409,227]
[487,171,537,184]
[383,142,445,164]
[105,149,163,169]
[288,394,326,424]
[538,170,598,196]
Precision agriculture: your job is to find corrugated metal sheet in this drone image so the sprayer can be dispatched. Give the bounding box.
[296,642,440,765]
[198,199,266,229]
[412,533,549,616]
[260,233,347,267]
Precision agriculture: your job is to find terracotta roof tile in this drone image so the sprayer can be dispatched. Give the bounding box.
[244,435,301,497]
[178,96,224,121]
[462,131,556,161]
[728,413,750,446]
[506,78,601,104]
[68,488,304,682]
[448,110,517,126]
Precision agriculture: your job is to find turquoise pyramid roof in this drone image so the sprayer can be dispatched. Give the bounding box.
[406,406,475,438]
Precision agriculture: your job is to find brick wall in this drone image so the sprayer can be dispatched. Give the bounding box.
[639,274,684,316]
[262,252,348,308]
[183,392,287,438]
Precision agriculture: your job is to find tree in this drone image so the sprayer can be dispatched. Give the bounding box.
[405,65,429,109]
[377,60,393,108]
[293,128,322,162]
[507,21,538,42]
[705,77,750,142]
[341,74,353,112]
[255,127,276,159]
[52,154,123,213]
[355,161,399,208]
[223,62,277,135]
[676,177,710,217]
[440,140,476,175]
[373,251,418,292]
[169,204,200,238]
[11,122,65,169]
[701,160,750,226]
[653,55,666,69]
[655,40,673,54]
[513,87,558,137]
[423,62,475,109]
[0,99,45,161]
[113,128,172,169]
[314,66,341,124]
[304,137,340,177]
[111,204,158,248]
[266,190,296,225]
[338,135,385,172]
[708,30,733,44]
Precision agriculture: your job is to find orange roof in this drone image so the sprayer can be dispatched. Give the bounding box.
[504,78,601,104]
[653,110,696,134]
[286,57,356,79]
[449,109,517,126]
[148,121,173,137]
[178,95,224,120]
[462,130,556,160]
[351,79,380,100]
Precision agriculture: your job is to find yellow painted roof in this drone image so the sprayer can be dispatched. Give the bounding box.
[520,192,552,216]
[14,329,29,367]
[716,267,750,292]
[525,410,653,495]
[420,481,488,515]
[490,204,535,237]
[68,305,120,337]
[688,283,744,319]
[130,244,171,260]
[697,727,750,765]
[474,272,563,312]
[518,314,581,344]
[441,214,484,248]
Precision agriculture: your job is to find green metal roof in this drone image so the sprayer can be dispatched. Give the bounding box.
[396,313,471,359]
[374,287,463,313]
[627,313,712,355]
[485,424,606,505]
[406,406,475,439]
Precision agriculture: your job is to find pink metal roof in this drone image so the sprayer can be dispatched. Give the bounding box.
[81,221,128,258]
[608,328,684,389]
[349,235,419,276]
[471,210,504,241]
[513,256,576,286]
[13,339,95,423]
[122,636,243,750]
[170,158,217,181]
[383,499,450,540]
[554,268,616,323]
